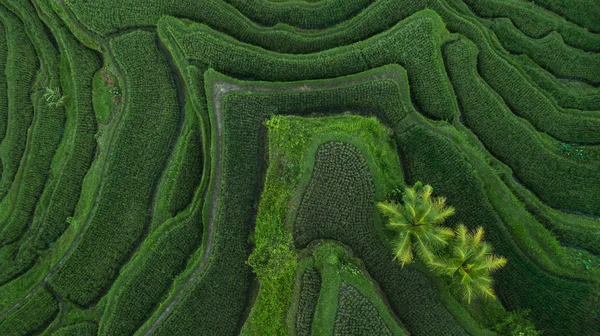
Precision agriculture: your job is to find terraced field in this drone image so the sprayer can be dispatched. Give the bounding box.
[0,0,598,335]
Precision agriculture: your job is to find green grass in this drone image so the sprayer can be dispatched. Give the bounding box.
[91,68,119,125]
[243,114,401,335]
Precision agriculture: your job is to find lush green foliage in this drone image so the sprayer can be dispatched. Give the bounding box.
[380,182,508,303]
[396,124,599,335]
[377,182,455,266]
[293,140,469,335]
[0,0,598,334]
[430,224,507,303]
[246,113,401,334]
[492,310,542,336]
[48,30,180,306]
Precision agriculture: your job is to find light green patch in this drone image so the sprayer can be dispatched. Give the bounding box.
[242,114,403,335]
[92,68,120,125]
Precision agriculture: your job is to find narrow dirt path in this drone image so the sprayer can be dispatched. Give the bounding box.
[143,80,236,335]
[141,68,405,334]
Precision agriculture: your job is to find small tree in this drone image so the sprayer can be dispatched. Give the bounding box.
[377,181,455,266]
[429,224,507,303]
[43,87,65,108]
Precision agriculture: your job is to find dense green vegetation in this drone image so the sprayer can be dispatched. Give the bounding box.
[0,0,598,335]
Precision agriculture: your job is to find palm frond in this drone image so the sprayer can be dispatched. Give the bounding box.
[415,235,436,263]
[486,255,507,272]
[387,219,409,229]
[433,196,446,211]
[428,256,459,277]
[376,201,401,219]
[417,203,433,224]
[434,205,455,223]
[405,203,417,221]
[460,282,474,304]
[473,226,484,244]
[421,184,433,202]
[393,233,413,267]
[402,187,417,205]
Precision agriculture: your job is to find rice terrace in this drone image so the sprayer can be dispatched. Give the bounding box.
[0,0,599,335]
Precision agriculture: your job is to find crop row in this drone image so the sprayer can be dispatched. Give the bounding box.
[99,195,202,336]
[0,287,58,335]
[431,1,600,144]
[532,0,600,33]
[0,21,6,145]
[0,0,100,288]
[498,168,600,256]
[47,30,180,306]
[488,18,600,85]
[395,123,599,335]
[64,0,599,121]
[66,0,596,126]
[162,1,600,135]
[462,0,600,52]
[0,0,63,252]
[516,55,600,112]
[149,109,203,231]
[0,5,37,203]
[161,10,457,121]
[63,0,599,131]
[294,142,375,250]
[220,0,371,28]
[444,37,600,217]
[334,281,392,336]
[296,267,321,336]
[53,321,98,336]
[294,140,468,336]
[26,0,100,252]
[98,96,205,335]
[63,0,371,37]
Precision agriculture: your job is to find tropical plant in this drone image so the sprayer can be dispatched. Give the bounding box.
[377,181,455,266]
[429,224,507,303]
[43,87,66,107]
[492,309,542,336]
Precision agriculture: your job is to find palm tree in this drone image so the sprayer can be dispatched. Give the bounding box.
[429,224,507,303]
[377,181,455,267]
